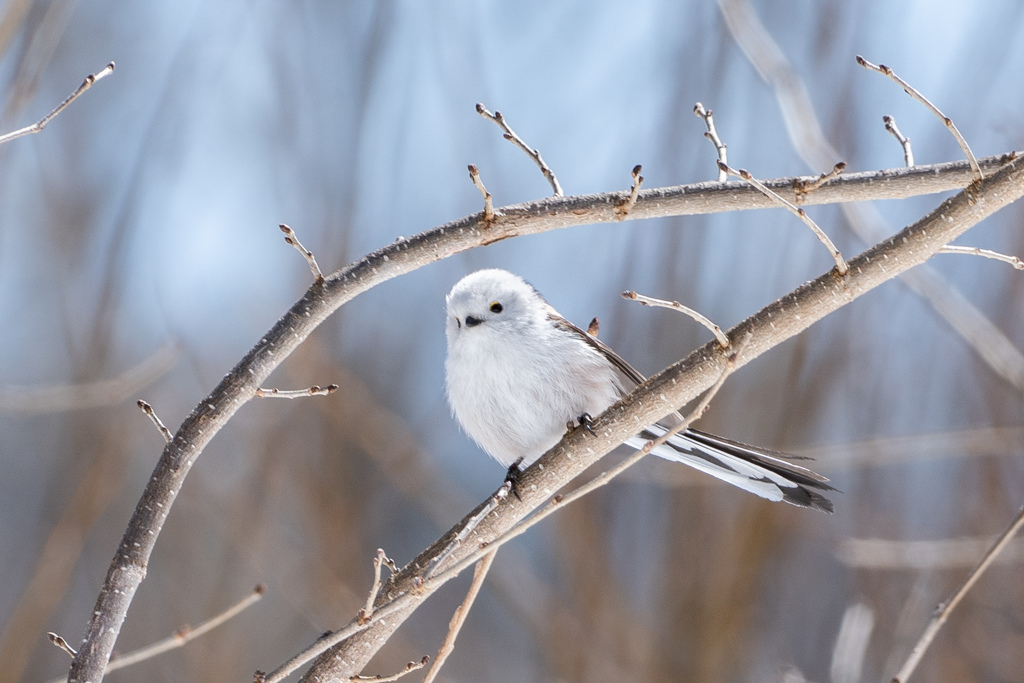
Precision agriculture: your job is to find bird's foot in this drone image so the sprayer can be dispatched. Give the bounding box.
[504,457,524,501]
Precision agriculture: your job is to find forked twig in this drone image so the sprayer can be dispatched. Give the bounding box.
[884,115,914,167]
[358,549,394,625]
[622,290,729,348]
[694,102,728,181]
[279,224,324,282]
[467,164,494,225]
[615,165,644,218]
[137,400,172,443]
[857,55,981,181]
[476,103,563,196]
[420,550,497,683]
[719,161,849,275]
[0,62,114,146]
[255,385,339,399]
[891,507,1024,683]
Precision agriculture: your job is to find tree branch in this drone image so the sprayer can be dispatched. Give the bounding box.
[718,0,1024,390]
[65,153,1024,683]
[296,156,1024,682]
[0,62,114,145]
[857,55,981,181]
[884,115,914,167]
[891,507,1024,683]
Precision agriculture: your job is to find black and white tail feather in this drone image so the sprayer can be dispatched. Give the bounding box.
[627,426,834,512]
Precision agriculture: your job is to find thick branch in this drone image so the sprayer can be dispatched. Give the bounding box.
[66,153,1022,683]
[298,156,1024,682]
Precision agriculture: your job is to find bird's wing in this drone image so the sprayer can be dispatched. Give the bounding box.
[550,313,835,512]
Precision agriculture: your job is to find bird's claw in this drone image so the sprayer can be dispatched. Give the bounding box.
[504,458,524,501]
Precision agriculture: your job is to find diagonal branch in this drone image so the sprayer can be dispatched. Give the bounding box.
[66,153,1024,683]
[891,507,1024,683]
[719,161,849,274]
[297,156,1024,682]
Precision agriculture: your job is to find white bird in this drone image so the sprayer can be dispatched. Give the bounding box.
[444,269,833,512]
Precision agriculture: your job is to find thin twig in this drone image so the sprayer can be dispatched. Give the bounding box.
[937,245,1024,270]
[420,550,498,683]
[476,103,562,196]
[795,162,847,198]
[349,656,429,682]
[52,586,264,683]
[719,161,849,275]
[892,507,1024,683]
[0,62,114,146]
[883,115,914,167]
[639,333,750,451]
[137,400,172,443]
[47,633,76,658]
[694,102,728,181]
[857,55,981,182]
[467,164,494,225]
[279,224,324,282]
[426,483,510,578]
[106,585,264,675]
[254,385,339,399]
[615,165,644,218]
[622,290,730,348]
[358,550,392,625]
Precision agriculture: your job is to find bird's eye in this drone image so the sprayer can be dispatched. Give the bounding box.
[489,301,503,313]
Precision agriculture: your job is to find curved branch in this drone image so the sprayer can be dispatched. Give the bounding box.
[66,153,1021,683]
[297,156,1024,681]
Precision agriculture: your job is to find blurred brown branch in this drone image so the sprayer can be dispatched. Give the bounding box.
[891,507,1024,683]
[47,586,264,683]
[0,344,178,415]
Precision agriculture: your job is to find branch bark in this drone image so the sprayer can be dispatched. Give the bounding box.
[66,152,1020,683]
[295,157,1024,681]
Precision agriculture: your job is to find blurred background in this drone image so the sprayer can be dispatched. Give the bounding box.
[1,1,1023,681]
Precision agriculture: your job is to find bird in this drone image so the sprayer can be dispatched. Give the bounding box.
[443,268,834,512]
